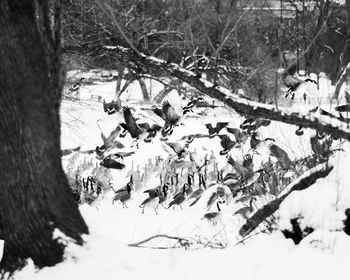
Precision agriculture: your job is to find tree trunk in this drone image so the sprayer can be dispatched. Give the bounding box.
[0,0,88,274]
[333,0,350,99]
[138,77,150,101]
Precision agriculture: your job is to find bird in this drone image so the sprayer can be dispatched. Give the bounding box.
[218,134,236,155]
[96,120,124,151]
[112,181,132,208]
[205,122,229,137]
[185,173,194,195]
[233,197,256,219]
[112,175,133,196]
[72,189,81,203]
[82,176,96,193]
[143,181,163,198]
[157,183,170,209]
[140,190,160,214]
[182,97,205,113]
[188,173,206,206]
[61,146,81,157]
[103,99,121,115]
[202,200,225,225]
[121,106,148,148]
[69,77,85,93]
[168,183,188,210]
[250,132,292,169]
[310,134,332,159]
[138,122,162,143]
[160,100,190,135]
[239,118,271,133]
[281,62,317,99]
[227,156,254,180]
[163,139,192,160]
[226,127,249,146]
[100,154,125,169]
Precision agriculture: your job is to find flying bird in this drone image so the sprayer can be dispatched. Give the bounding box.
[281,62,317,99]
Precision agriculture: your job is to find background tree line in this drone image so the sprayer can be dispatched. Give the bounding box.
[63,0,350,102]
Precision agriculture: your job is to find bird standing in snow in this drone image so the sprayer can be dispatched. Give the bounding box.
[140,190,160,214]
[233,197,256,219]
[112,176,133,207]
[202,200,225,225]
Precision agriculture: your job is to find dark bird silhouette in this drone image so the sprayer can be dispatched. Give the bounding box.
[72,189,81,203]
[205,122,229,137]
[226,127,249,145]
[218,135,236,155]
[100,154,125,169]
[103,99,121,115]
[168,183,188,210]
[182,97,205,113]
[185,173,194,195]
[138,122,162,143]
[122,106,148,147]
[233,198,256,219]
[113,175,133,194]
[69,77,85,93]
[202,200,225,225]
[140,190,160,214]
[188,173,206,207]
[335,104,350,112]
[112,176,133,207]
[281,62,317,99]
[61,146,81,157]
[158,183,170,209]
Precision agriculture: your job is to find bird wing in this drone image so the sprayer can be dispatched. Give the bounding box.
[282,74,302,88]
[215,122,229,132]
[205,123,214,133]
[335,104,350,112]
[220,135,235,150]
[162,101,180,122]
[140,197,153,206]
[122,106,142,138]
[113,191,128,201]
[152,106,166,120]
[138,122,151,131]
[105,125,122,145]
[203,212,219,219]
[206,192,218,209]
[166,142,183,154]
[268,144,292,169]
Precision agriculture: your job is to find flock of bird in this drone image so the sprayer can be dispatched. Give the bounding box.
[65,95,314,225]
[63,62,350,225]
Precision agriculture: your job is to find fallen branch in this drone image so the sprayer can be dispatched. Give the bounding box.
[128,234,190,248]
[238,162,334,237]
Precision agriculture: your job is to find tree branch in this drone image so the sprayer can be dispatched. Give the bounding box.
[64,45,350,141]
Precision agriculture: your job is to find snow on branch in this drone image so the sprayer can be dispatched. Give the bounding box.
[238,162,334,238]
[111,46,350,140]
[63,45,350,140]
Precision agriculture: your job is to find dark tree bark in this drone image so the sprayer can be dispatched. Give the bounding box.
[0,0,88,274]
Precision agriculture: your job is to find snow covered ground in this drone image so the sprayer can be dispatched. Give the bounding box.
[11,75,350,279]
